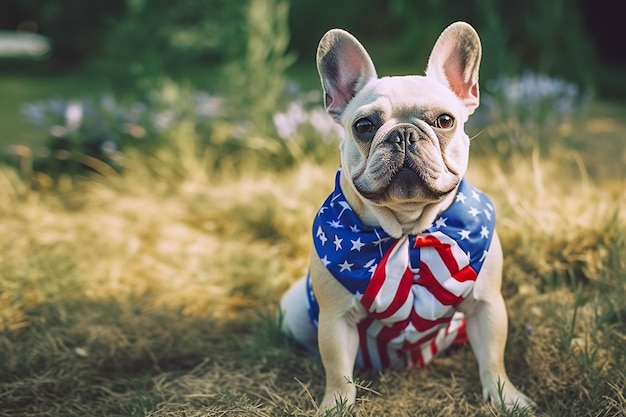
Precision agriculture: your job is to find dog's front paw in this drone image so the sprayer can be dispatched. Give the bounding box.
[317,386,357,416]
[483,377,536,411]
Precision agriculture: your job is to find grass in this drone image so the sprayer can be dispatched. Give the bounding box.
[1,69,626,415]
[1,134,625,416]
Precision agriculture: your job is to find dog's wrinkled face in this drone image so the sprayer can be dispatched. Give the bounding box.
[342,76,469,205]
[317,23,481,212]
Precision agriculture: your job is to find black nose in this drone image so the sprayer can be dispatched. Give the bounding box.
[386,126,418,148]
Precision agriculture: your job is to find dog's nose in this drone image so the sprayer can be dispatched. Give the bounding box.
[387,126,417,148]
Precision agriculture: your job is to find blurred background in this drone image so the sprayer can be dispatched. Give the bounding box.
[0,0,625,177]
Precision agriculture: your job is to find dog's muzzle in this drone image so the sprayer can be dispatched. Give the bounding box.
[383,124,426,169]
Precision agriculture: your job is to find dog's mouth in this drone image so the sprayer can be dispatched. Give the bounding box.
[358,164,458,204]
[352,125,460,204]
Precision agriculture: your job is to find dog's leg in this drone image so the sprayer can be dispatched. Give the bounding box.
[310,254,365,414]
[317,308,361,412]
[280,276,318,351]
[462,233,536,409]
[465,292,536,408]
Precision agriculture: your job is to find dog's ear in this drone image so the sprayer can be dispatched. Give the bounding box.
[426,22,482,115]
[317,29,377,122]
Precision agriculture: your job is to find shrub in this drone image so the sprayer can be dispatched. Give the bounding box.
[17,84,223,176]
[97,0,245,92]
[15,79,341,179]
[220,0,294,130]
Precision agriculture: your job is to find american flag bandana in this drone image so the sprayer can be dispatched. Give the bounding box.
[306,169,496,370]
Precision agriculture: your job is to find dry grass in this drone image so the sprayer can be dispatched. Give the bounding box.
[1,131,625,416]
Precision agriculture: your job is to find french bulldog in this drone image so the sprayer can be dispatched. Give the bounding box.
[280,22,535,414]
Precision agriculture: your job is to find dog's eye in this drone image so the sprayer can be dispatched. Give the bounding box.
[353,118,376,134]
[434,114,455,129]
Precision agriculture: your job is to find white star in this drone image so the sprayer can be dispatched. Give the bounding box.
[483,209,492,221]
[479,250,488,262]
[486,203,494,211]
[318,206,328,216]
[316,226,327,245]
[364,258,378,274]
[468,207,480,217]
[349,224,361,233]
[480,225,490,239]
[327,220,343,229]
[434,217,447,228]
[372,230,389,257]
[337,201,352,218]
[338,260,354,271]
[373,236,391,247]
[350,238,365,252]
[363,258,376,268]
[321,255,331,266]
[333,235,343,250]
[471,190,481,201]
[456,192,467,204]
[458,229,471,240]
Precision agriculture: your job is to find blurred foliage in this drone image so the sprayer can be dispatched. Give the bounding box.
[0,0,613,180]
[11,0,309,178]
[290,0,596,88]
[97,0,244,92]
[15,83,341,179]
[1,0,607,91]
[471,73,590,157]
[0,0,125,66]
[221,0,294,132]
[16,85,224,176]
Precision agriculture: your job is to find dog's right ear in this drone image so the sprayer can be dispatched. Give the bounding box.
[317,29,377,122]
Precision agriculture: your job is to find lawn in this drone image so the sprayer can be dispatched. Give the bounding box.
[0,70,625,416]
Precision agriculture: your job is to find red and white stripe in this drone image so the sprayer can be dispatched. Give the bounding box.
[357,232,478,370]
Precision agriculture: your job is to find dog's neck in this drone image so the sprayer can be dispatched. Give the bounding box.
[339,171,458,238]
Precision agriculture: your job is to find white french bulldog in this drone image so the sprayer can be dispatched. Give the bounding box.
[280,22,535,414]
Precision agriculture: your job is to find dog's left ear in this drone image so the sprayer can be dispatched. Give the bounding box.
[426,22,482,115]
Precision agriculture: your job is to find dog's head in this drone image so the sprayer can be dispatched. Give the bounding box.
[317,22,482,236]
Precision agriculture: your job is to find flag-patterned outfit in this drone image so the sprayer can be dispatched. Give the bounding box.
[306,169,496,370]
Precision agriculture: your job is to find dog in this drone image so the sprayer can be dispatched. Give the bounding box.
[280,22,535,414]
